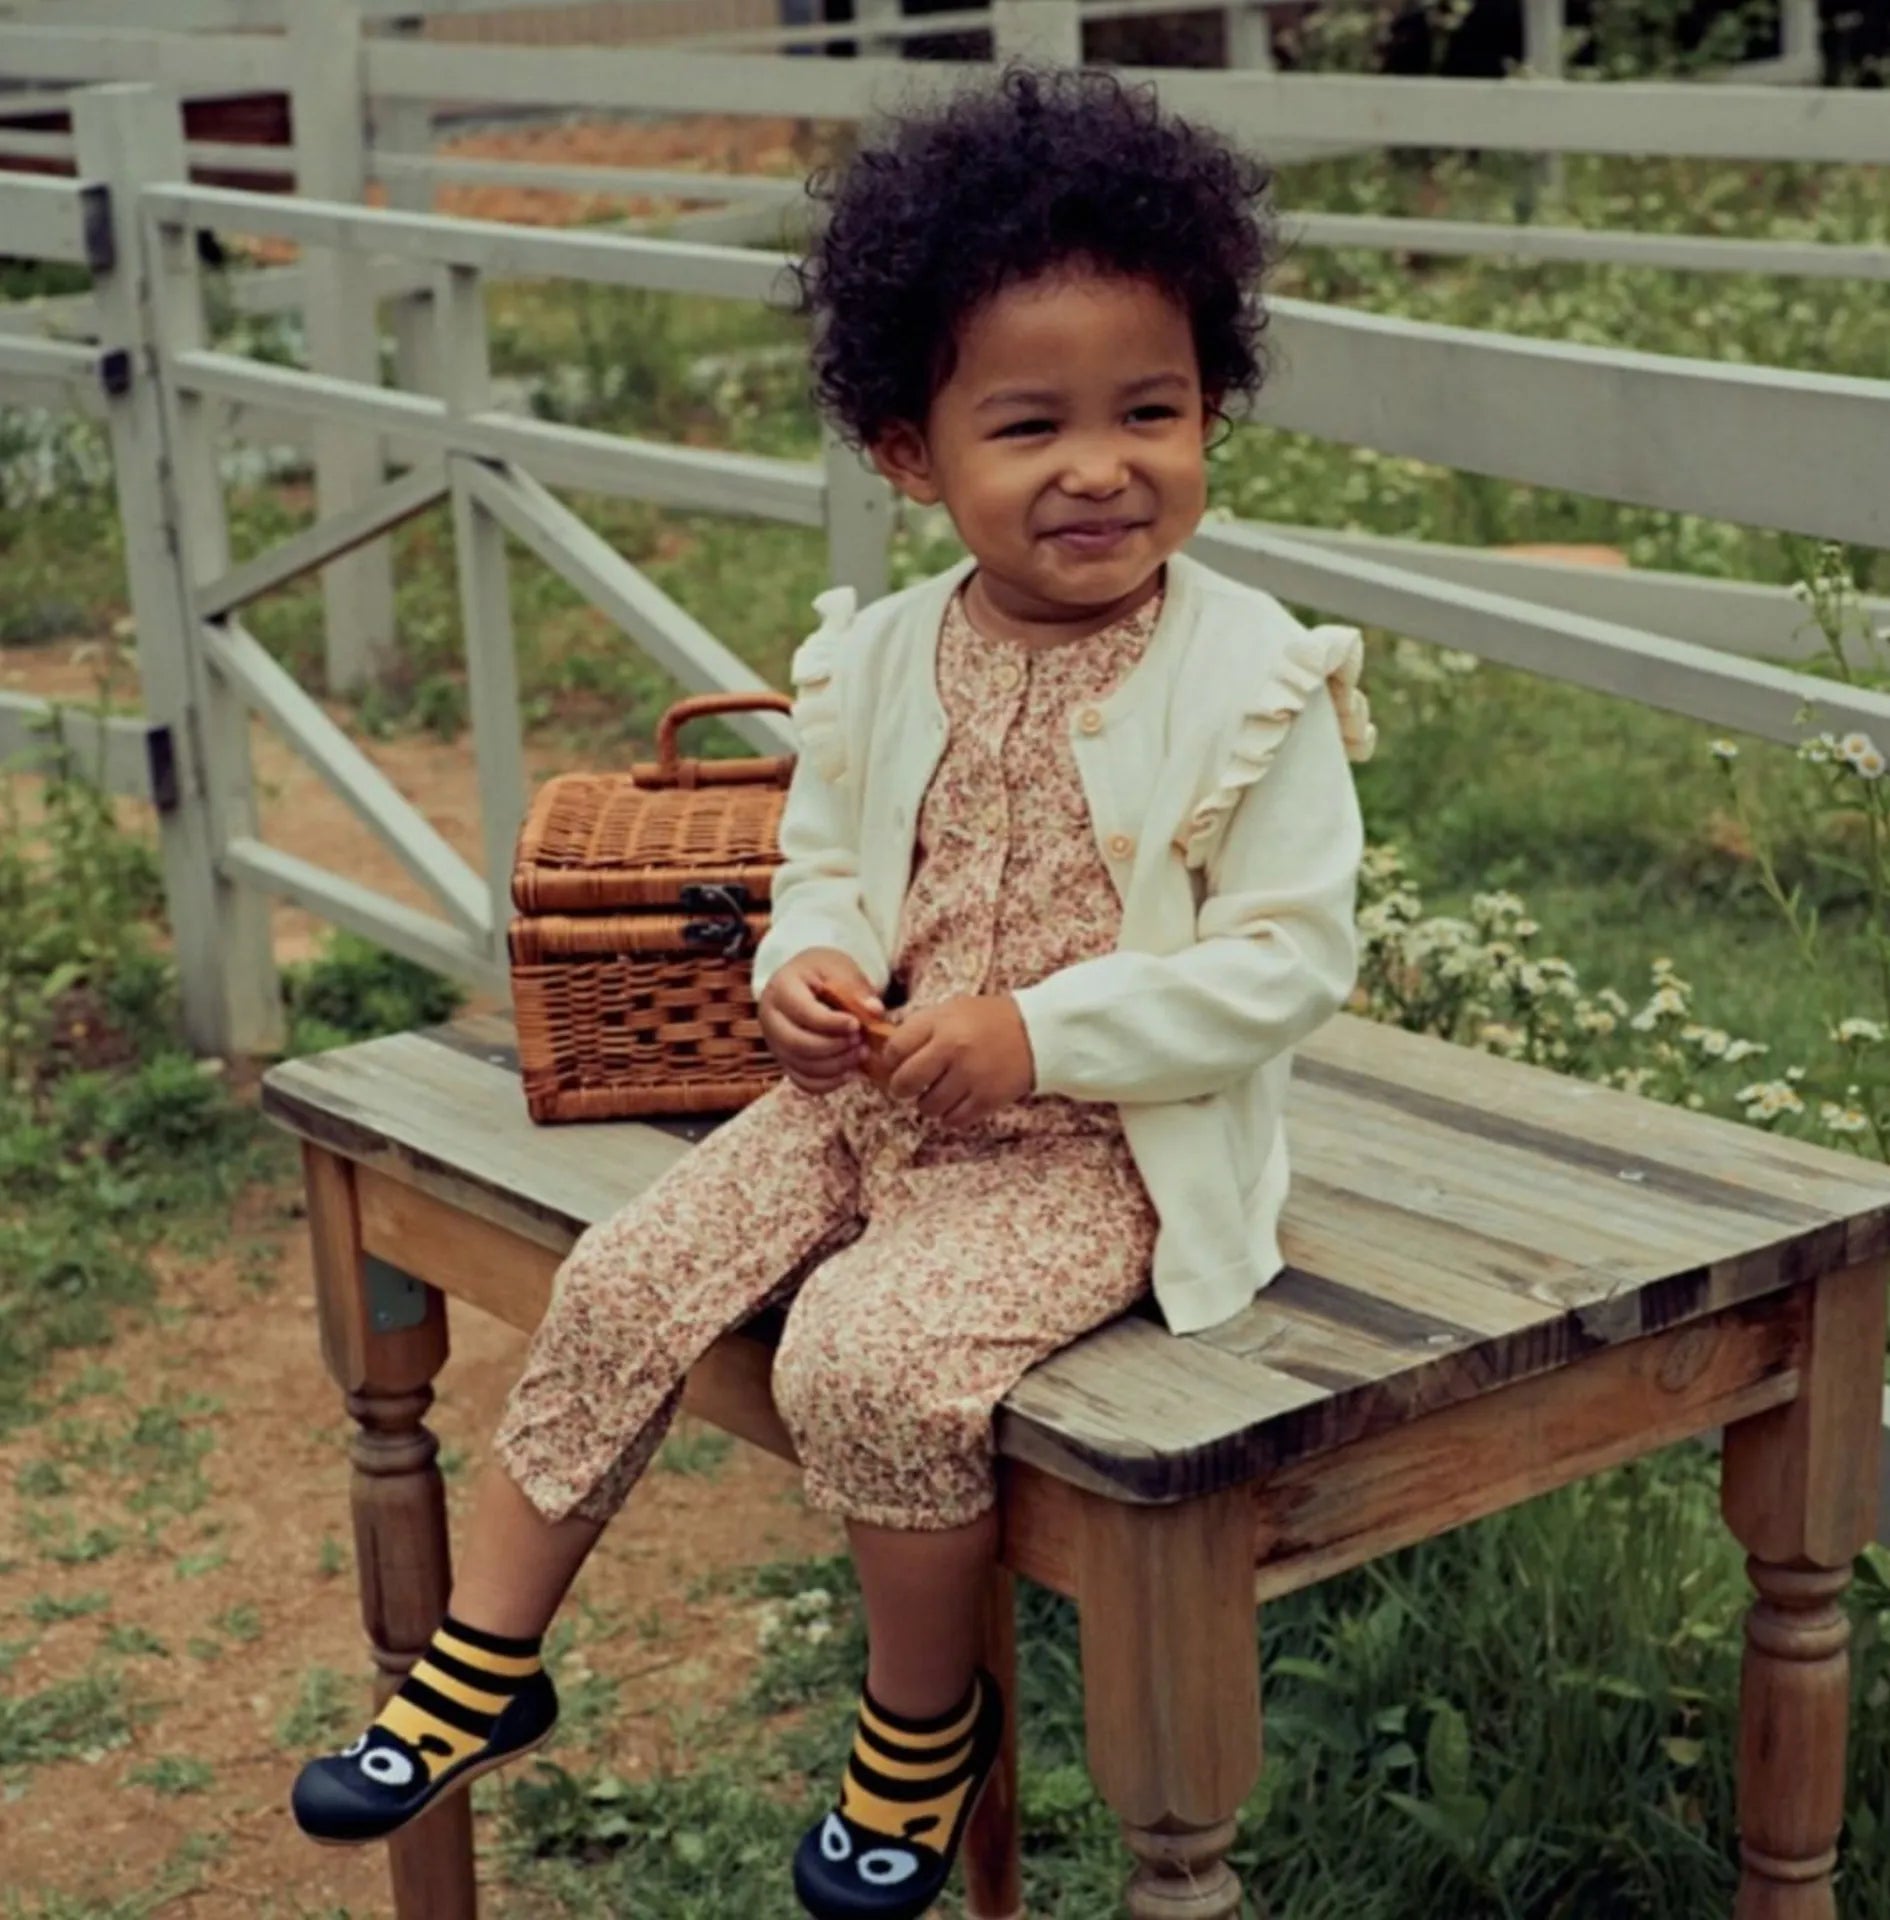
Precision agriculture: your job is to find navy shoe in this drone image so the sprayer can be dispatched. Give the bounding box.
[792,1670,1005,1920]
[291,1667,559,1846]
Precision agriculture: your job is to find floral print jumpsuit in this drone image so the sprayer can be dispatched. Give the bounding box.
[491,588,1163,1531]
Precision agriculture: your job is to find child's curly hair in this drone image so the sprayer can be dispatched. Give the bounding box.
[795,66,1278,448]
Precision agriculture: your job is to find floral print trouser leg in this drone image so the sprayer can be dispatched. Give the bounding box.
[490,1078,1155,1531]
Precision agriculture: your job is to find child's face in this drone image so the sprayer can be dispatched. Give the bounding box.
[871,267,1212,620]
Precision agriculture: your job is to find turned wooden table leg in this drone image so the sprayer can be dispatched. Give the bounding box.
[965,1563,1024,1919]
[306,1144,477,1920]
[1721,1259,1887,1920]
[1076,1487,1261,1919]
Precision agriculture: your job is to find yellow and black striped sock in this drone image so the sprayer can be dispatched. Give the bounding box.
[837,1674,987,1852]
[368,1613,543,1783]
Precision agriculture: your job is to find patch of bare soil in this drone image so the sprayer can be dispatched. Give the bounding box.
[231,113,831,266]
[3,633,607,980]
[1,1175,840,1918]
[2,632,842,1915]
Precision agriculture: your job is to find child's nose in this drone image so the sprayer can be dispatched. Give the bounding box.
[1056,436,1131,497]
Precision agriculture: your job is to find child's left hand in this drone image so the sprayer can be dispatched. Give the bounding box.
[880,995,1035,1127]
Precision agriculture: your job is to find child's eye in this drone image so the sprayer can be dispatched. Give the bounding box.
[993,418,1056,440]
[1128,405,1182,424]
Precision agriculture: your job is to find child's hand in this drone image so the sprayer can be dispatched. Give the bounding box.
[760,950,886,1097]
[880,995,1036,1128]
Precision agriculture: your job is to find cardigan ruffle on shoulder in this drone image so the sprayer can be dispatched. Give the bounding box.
[1175,621,1378,870]
[786,585,859,783]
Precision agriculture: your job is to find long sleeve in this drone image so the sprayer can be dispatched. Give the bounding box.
[1012,684,1364,1105]
[750,747,890,997]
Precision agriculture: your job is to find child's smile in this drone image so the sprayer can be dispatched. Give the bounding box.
[870,266,1213,645]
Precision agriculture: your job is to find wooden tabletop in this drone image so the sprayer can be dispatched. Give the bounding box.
[261,1010,1890,1504]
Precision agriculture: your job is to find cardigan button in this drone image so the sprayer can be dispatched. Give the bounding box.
[1077,707,1105,736]
[1106,832,1135,862]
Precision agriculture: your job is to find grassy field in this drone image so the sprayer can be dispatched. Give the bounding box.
[5,133,1890,1919]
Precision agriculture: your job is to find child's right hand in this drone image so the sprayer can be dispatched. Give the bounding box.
[759,950,886,1097]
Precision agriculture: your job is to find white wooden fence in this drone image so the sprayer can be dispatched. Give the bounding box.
[3,41,1889,1524]
[1,0,1867,689]
[3,69,1884,1037]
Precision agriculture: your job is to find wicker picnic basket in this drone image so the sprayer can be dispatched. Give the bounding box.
[507,691,794,1123]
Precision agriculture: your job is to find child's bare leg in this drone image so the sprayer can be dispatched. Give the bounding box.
[791,1510,1005,1913]
[448,1459,605,1640]
[848,1508,1000,1718]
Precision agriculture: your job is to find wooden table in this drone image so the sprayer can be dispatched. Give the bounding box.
[262,1009,1890,1920]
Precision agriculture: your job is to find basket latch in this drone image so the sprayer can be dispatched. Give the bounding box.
[681,883,756,960]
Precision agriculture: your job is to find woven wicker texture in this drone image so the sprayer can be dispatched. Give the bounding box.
[511,774,786,913]
[510,928,777,1122]
[508,692,794,1122]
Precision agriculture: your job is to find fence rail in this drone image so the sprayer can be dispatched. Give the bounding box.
[3,15,1890,1566]
[362,42,1888,164]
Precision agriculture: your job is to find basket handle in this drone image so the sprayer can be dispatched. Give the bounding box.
[635,692,796,789]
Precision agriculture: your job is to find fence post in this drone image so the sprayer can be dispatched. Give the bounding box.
[1521,0,1566,200]
[436,264,527,969]
[992,0,1082,66]
[1781,0,1819,78]
[375,11,442,398]
[853,0,903,59]
[822,428,893,606]
[289,0,400,695]
[1225,4,1277,72]
[72,83,285,1062]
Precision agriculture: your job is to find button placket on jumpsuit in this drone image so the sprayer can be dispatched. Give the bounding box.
[491,589,1165,1532]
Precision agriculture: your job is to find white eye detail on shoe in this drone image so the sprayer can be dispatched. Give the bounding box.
[819,1813,852,1863]
[340,1734,368,1759]
[858,1849,920,1887]
[360,1746,416,1788]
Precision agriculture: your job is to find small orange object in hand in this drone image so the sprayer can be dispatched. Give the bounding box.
[811,978,898,1059]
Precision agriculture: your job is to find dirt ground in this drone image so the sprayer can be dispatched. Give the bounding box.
[1,639,844,1917]
[5,112,830,1913]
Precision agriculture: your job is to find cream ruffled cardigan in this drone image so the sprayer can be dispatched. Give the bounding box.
[752,551,1376,1336]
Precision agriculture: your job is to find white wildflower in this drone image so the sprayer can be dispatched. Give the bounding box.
[802,1620,835,1647]
[1838,732,1877,766]
[1709,739,1740,762]
[1854,746,1886,780]
[1577,1007,1618,1037]
[1630,986,1688,1031]
[1737,1080,1806,1121]
[1834,1018,1886,1046]
[1819,1102,1870,1137]
[1473,892,1528,926]
[1722,1039,1769,1064]
[1514,918,1541,940]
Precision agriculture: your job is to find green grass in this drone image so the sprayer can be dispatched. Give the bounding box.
[484,1466,1890,1920]
[126,1754,213,1797]
[275,1666,358,1753]
[24,1591,109,1626]
[0,1669,138,1771]
[6,120,1890,1920]
[656,1425,736,1478]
